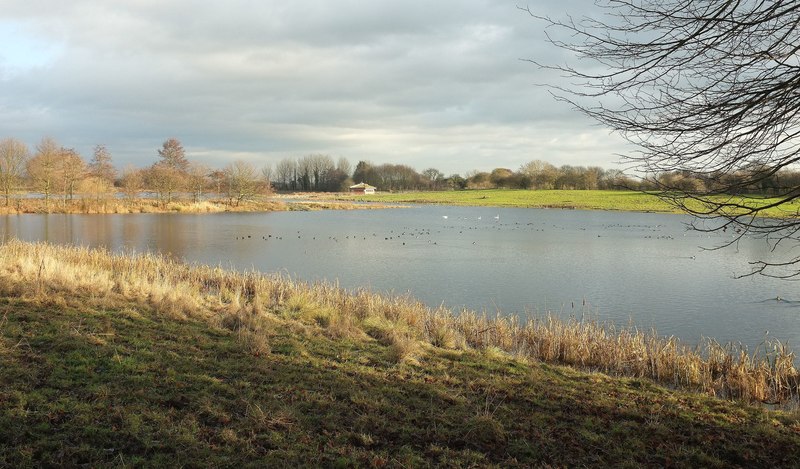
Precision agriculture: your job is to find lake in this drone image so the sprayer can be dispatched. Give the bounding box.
[2,205,798,352]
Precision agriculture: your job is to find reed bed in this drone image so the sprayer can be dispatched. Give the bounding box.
[0,197,286,215]
[1,239,797,404]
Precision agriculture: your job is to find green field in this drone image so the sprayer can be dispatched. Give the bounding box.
[340,189,800,217]
[2,241,800,467]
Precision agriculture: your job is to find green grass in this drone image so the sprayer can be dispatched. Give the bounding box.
[340,189,800,217]
[3,297,800,467]
[2,244,800,466]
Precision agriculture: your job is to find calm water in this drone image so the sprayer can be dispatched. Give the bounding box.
[2,206,799,351]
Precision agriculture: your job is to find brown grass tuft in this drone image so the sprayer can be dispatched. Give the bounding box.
[386,333,421,364]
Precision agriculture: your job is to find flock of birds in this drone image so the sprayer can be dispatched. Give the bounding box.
[229,215,708,249]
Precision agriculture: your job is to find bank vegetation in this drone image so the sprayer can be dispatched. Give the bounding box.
[3,240,800,466]
[2,240,797,405]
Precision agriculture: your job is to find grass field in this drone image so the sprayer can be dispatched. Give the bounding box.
[2,241,800,466]
[338,189,800,217]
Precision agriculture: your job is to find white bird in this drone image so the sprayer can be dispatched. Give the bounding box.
[494,214,500,220]
[442,215,448,219]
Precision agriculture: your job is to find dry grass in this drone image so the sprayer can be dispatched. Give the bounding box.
[1,239,798,405]
[0,196,287,214]
[0,195,399,214]
[285,200,404,211]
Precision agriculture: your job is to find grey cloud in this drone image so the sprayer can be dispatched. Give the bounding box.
[1,0,625,175]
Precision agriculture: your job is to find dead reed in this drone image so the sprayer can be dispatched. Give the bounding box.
[1,239,797,404]
[0,197,286,215]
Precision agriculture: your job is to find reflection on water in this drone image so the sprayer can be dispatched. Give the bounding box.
[2,207,799,352]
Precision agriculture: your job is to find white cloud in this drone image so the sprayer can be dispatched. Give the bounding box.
[0,0,627,175]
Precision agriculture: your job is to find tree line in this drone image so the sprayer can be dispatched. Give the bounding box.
[343,160,636,192]
[3,136,796,209]
[0,136,277,209]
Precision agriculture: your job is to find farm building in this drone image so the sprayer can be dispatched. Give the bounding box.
[349,182,376,195]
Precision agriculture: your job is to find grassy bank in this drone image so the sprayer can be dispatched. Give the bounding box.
[338,189,800,217]
[1,241,799,466]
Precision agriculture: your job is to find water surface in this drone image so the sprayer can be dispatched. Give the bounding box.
[2,206,798,351]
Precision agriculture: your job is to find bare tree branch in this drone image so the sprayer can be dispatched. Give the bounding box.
[529,0,800,276]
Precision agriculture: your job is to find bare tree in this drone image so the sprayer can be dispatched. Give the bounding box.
[208,170,226,196]
[531,1,800,276]
[308,154,335,191]
[422,168,444,190]
[275,158,296,191]
[336,157,352,178]
[58,148,87,204]
[148,138,189,204]
[89,144,117,185]
[27,137,61,211]
[489,168,514,188]
[187,163,210,203]
[120,165,144,201]
[146,164,185,204]
[224,160,260,206]
[296,155,313,191]
[260,163,274,192]
[157,138,189,172]
[0,138,29,206]
[519,160,558,189]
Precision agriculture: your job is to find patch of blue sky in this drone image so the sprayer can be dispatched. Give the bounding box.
[0,20,62,76]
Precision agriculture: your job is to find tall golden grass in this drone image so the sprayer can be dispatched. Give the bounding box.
[0,197,286,215]
[1,239,797,404]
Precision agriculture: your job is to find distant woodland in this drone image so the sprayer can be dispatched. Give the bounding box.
[2,137,798,209]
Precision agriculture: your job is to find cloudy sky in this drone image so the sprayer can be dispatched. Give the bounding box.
[0,0,627,175]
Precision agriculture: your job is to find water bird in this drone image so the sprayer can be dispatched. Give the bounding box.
[442,215,448,219]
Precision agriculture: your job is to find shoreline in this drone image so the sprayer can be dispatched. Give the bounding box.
[1,239,796,405]
[2,240,799,466]
[4,189,797,218]
[332,189,800,218]
[0,195,404,215]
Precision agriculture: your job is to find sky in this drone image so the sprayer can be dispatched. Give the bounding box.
[0,0,628,175]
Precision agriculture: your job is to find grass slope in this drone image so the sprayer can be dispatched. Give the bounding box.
[342,189,800,217]
[1,242,799,467]
[3,296,800,467]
